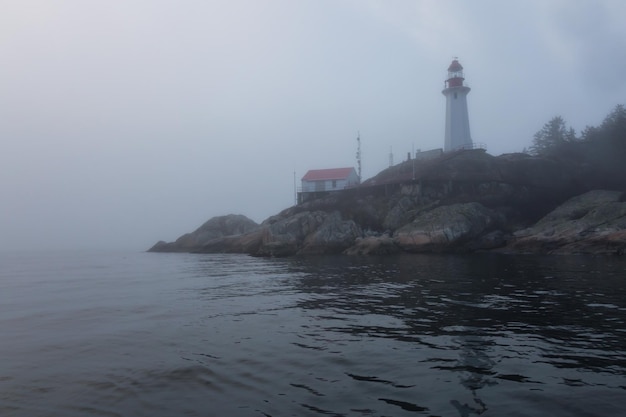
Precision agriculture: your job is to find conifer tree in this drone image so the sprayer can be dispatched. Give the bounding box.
[529,116,575,156]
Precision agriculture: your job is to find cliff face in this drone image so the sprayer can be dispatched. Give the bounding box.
[149,150,626,256]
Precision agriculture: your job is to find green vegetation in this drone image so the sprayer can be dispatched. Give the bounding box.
[529,115,576,156]
[529,105,626,186]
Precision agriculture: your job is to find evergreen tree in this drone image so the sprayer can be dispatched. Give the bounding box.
[580,125,599,142]
[576,104,626,181]
[582,105,626,144]
[600,104,626,149]
[601,104,626,129]
[529,116,576,156]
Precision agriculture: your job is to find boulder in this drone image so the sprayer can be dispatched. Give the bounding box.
[299,211,362,254]
[344,235,401,255]
[509,190,626,254]
[199,228,264,254]
[467,230,508,251]
[148,214,258,252]
[383,196,416,231]
[393,202,502,252]
[250,210,362,256]
[255,211,328,257]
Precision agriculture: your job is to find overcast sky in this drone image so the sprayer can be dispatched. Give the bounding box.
[2,0,625,251]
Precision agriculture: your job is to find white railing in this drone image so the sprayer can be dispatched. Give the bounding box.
[453,142,486,151]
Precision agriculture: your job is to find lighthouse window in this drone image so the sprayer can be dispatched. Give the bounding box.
[454,92,458,99]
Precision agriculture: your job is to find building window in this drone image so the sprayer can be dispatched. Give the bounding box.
[454,92,458,99]
[332,180,337,188]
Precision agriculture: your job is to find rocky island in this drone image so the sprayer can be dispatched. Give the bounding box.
[149,149,626,256]
[149,66,625,257]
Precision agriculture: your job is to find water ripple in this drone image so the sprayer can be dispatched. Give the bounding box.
[2,252,626,416]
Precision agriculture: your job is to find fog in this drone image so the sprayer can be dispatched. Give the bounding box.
[2,0,625,251]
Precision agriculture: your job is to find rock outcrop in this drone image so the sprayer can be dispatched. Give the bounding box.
[343,235,400,256]
[256,210,329,257]
[393,202,503,253]
[149,150,626,256]
[507,190,626,255]
[149,214,259,252]
[194,210,362,257]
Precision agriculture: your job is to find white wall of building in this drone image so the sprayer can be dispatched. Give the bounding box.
[301,170,360,192]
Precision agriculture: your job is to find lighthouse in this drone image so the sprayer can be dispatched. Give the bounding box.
[442,58,473,152]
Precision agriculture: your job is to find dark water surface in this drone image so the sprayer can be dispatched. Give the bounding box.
[1,251,625,416]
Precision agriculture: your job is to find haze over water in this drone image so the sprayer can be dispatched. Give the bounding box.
[1,251,625,416]
[3,1,626,252]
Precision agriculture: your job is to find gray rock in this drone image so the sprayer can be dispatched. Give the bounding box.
[149,149,626,256]
[383,196,415,231]
[200,228,264,254]
[467,230,508,251]
[344,235,400,255]
[253,210,362,256]
[148,214,258,252]
[393,202,502,252]
[299,211,362,255]
[509,190,626,254]
[256,211,328,257]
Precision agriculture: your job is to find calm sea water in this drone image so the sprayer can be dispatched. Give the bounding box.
[1,251,625,417]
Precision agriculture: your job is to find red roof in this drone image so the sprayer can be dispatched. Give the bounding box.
[302,167,355,181]
[448,59,463,72]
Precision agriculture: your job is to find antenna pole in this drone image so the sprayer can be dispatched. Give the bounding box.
[293,171,297,205]
[356,132,362,182]
[412,143,415,180]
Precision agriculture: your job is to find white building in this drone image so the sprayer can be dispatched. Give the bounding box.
[442,59,473,152]
[300,167,360,192]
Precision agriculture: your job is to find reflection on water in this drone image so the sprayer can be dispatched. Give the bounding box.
[1,252,625,417]
[284,254,626,416]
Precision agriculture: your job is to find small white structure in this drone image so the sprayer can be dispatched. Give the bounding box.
[301,167,360,193]
[442,59,473,152]
[414,148,443,161]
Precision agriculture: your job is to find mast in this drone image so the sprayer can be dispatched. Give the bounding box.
[356,132,362,182]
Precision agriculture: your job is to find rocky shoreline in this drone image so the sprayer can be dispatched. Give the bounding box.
[149,150,626,256]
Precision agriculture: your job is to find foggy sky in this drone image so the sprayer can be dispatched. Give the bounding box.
[2,0,625,251]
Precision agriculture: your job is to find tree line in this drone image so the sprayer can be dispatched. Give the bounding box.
[528,105,626,184]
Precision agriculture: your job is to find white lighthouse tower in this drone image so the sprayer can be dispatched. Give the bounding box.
[442,58,473,152]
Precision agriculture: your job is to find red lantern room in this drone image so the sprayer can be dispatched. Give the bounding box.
[446,59,465,88]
